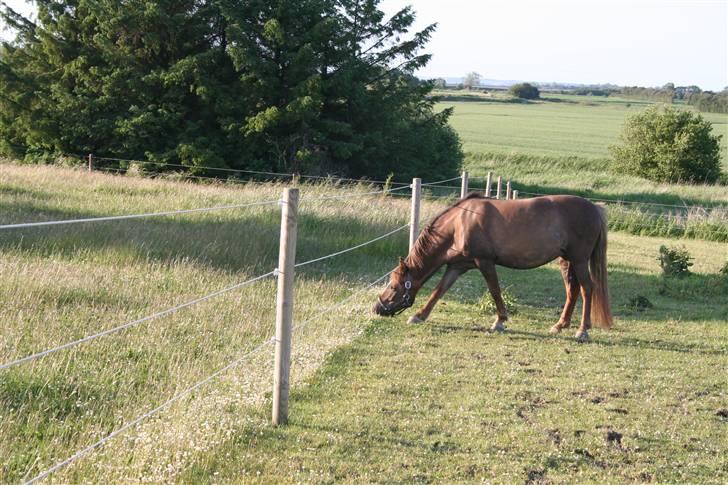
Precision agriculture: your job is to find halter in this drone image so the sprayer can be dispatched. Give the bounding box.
[377,276,413,315]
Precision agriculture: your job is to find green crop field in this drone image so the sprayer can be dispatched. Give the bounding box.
[436,92,728,207]
[1,164,726,483]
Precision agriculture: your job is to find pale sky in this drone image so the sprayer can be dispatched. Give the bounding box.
[2,0,727,90]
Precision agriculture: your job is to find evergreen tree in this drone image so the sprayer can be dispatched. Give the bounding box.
[0,0,462,180]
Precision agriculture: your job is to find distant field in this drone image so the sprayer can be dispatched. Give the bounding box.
[437,92,728,164]
[435,92,728,206]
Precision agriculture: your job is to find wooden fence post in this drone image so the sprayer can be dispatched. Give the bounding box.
[512,190,519,200]
[485,172,492,198]
[87,154,93,172]
[506,181,512,200]
[409,178,421,253]
[272,187,299,426]
[496,176,502,199]
[460,171,469,199]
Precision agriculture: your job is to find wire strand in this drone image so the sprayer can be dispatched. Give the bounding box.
[24,336,276,485]
[0,271,275,371]
[299,184,411,202]
[293,270,393,333]
[0,200,279,230]
[295,225,409,269]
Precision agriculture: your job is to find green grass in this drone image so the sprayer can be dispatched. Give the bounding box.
[436,91,728,208]
[183,233,728,484]
[1,164,727,483]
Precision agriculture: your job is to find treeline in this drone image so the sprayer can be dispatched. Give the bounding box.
[619,87,675,103]
[0,1,462,181]
[685,92,728,114]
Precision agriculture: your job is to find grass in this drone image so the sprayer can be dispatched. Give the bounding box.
[2,163,726,482]
[183,232,728,484]
[435,91,728,208]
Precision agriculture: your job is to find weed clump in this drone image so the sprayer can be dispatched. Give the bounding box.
[478,286,518,315]
[658,245,693,277]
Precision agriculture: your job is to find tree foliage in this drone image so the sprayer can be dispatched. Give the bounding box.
[610,106,722,184]
[463,72,480,90]
[0,0,462,181]
[508,82,539,99]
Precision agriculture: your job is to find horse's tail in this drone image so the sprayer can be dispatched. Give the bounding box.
[589,206,613,329]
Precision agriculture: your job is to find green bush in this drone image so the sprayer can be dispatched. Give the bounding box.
[508,83,540,100]
[610,106,722,183]
[658,245,693,277]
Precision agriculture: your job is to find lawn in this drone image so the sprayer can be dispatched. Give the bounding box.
[184,232,728,484]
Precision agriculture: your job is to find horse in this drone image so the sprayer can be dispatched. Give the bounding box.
[372,194,613,341]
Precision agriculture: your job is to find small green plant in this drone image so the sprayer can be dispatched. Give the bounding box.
[720,261,728,276]
[478,286,518,315]
[627,295,653,311]
[658,245,693,277]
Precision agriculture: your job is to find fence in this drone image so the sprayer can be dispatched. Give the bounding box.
[2,161,725,481]
[0,167,474,483]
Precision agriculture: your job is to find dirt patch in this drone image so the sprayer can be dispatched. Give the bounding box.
[546,429,561,446]
[525,469,551,485]
[716,409,728,420]
[605,430,623,448]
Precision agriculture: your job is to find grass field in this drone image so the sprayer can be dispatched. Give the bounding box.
[1,164,726,483]
[436,92,728,207]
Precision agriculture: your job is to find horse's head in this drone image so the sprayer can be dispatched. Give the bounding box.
[373,258,416,317]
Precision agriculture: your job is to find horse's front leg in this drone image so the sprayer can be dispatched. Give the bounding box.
[476,259,508,332]
[407,265,466,324]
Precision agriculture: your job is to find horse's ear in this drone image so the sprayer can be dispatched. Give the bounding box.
[398,257,408,271]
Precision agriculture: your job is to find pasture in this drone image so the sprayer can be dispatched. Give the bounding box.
[436,92,728,206]
[1,163,726,483]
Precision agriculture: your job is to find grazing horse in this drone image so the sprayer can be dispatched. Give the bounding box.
[373,194,613,341]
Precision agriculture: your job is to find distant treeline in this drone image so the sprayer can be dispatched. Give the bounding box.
[614,86,728,114]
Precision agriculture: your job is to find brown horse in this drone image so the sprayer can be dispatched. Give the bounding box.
[373,194,613,341]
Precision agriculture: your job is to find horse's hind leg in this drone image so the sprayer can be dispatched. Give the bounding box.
[476,259,508,332]
[572,262,593,342]
[550,258,580,334]
[408,265,466,324]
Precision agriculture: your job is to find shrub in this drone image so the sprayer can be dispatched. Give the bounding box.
[508,83,540,100]
[610,106,722,183]
[658,245,693,277]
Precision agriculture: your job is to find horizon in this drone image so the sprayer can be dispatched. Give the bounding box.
[2,0,727,91]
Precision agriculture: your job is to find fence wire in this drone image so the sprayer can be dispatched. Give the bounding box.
[0,271,276,371]
[24,335,277,485]
[0,200,279,230]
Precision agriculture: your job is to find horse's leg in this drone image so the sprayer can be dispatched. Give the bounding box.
[550,258,580,334]
[476,260,508,332]
[572,262,593,342]
[407,265,466,324]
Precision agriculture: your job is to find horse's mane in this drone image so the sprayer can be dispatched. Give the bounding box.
[406,192,484,269]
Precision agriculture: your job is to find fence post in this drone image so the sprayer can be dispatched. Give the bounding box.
[409,178,421,253]
[87,154,93,172]
[506,181,512,200]
[460,171,469,198]
[485,172,492,198]
[272,187,299,426]
[512,190,519,200]
[496,176,502,199]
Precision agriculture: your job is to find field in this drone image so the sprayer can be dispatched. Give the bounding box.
[1,164,727,483]
[436,92,728,206]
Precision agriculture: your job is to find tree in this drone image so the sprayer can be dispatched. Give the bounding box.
[0,0,463,181]
[609,106,722,184]
[463,72,481,90]
[509,82,539,99]
[433,78,447,89]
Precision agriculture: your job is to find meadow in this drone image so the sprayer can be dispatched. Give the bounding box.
[436,92,728,207]
[1,163,727,483]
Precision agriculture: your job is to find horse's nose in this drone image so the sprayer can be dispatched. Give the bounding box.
[372,301,384,315]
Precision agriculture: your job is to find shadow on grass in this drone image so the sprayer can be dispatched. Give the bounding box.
[0,197,409,279]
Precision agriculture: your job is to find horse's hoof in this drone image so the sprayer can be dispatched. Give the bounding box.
[550,324,563,334]
[575,330,590,343]
[490,321,506,332]
[407,315,424,324]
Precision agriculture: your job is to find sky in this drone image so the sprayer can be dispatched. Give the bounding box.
[2,0,726,90]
